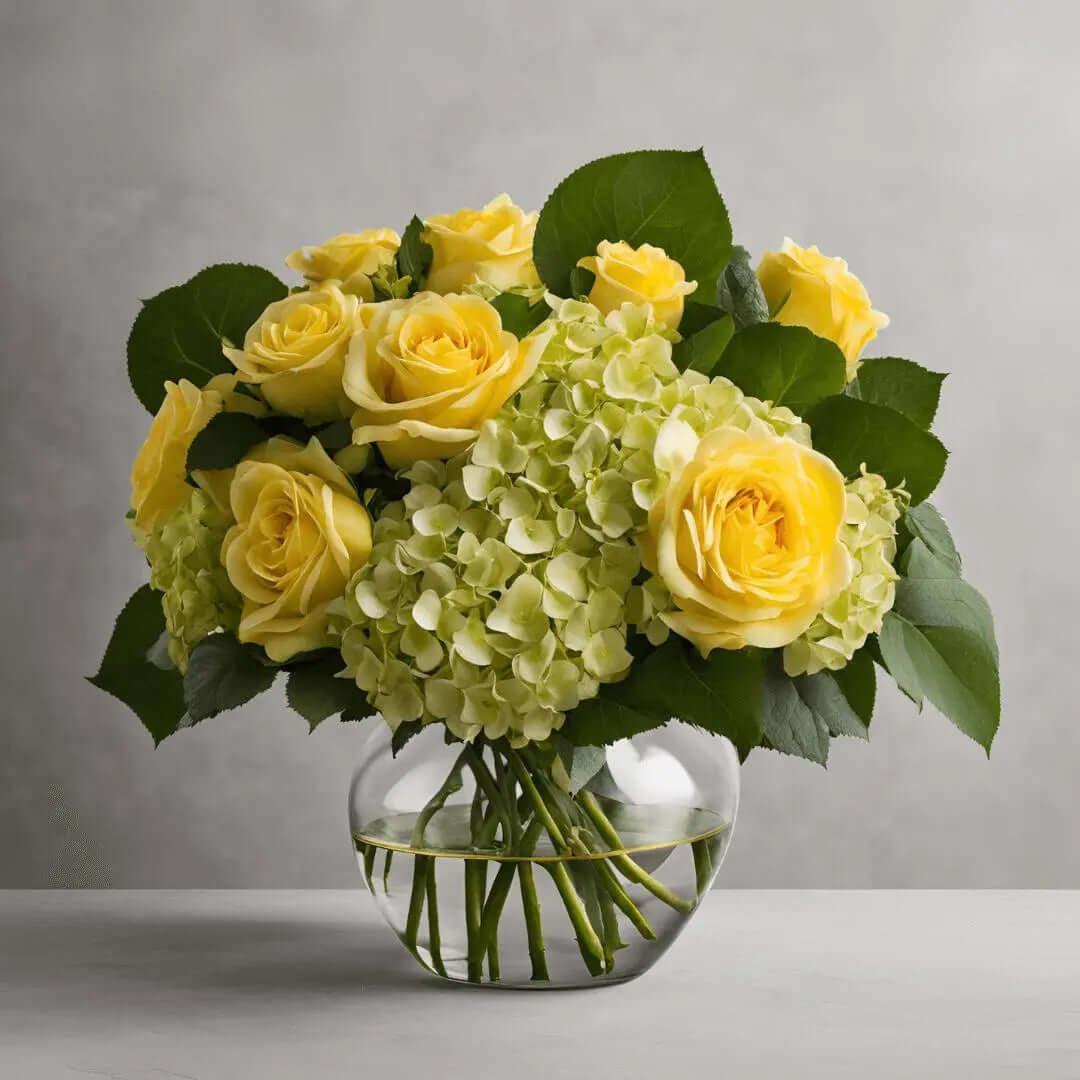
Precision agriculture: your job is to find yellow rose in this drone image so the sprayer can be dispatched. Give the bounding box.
[130,374,264,533]
[644,419,851,654]
[577,240,697,330]
[757,238,889,377]
[222,437,372,662]
[342,292,551,467]
[285,228,400,300]
[423,194,540,293]
[224,284,361,423]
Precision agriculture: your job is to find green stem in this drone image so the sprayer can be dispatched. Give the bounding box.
[518,861,549,981]
[361,842,376,891]
[382,848,394,892]
[404,855,430,965]
[578,790,693,914]
[465,860,486,982]
[425,858,447,977]
[410,751,467,849]
[546,862,605,975]
[692,838,714,899]
[594,856,657,940]
[464,745,512,847]
[595,872,623,972]
[505,748,567,852]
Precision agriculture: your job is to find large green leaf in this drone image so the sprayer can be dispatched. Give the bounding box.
[672,314,734,375]
[286,655,374,731]
[533,149,732,299]
[878,540,999,751]
[715,323,847,412]
[183,634,278,722]
[847,357,946,430]
[491,292,552,338]
[715,245,769,329]
[128,264,287,414]
[761,655,830,766]
[562,637,763,761]
[901,502,961,572]
[87,586,187,745]
[794,648,875,740]
[805,395,948,505]
[397,214,433,291]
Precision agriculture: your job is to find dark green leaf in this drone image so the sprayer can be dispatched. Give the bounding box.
[847,357,946,430]
[672,314,734,375]
[568,266,595,298]
[902,502,961,572]
[878,540,999,751]
[715,245,769,329]
[285,655,370,731]
[186,412,268,471]
[390,721,423,753]
[87,586,187,745]
[715,323,847,412]
[679,301,729,336]
[147,629,176,672]
[128,264,287,413]
[804,396,948,505]
[562,637,763,761]
[761,655,830,766]
[313,419,353,453]
[533,149,732,299]
[568,746,607,793]
[490,292,552,338]
[397,215,433,291]
[794,648,875,740]
[183,634,278,722]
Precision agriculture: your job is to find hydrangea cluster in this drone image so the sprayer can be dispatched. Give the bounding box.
[136,487,241,671]
[783,470,907,677]
[332,298,805,745]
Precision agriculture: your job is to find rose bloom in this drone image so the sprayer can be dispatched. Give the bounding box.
[222,437,372,662]
[130,374,264,533]
[577,240,697,331]
[757,238,889,378]
[285,228,400,300]
[644,418,851,653]
[224,284,361,423]
[342,292,551,467]
[423,194,540,293]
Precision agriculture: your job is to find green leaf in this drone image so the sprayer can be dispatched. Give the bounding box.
[389,720,423,754]
[568,265,595,297]
[397,215,433,291]
[761,655,830,766]
[847,357,946,429]
[313,419,353,453]
[128,264,287,413]
[533,149,732,299]
[804,396,948,505]
[186,412,267,471]
[878,540,999,751]
[286,655,371,731]
[490,292,552,338]
[679,301,728,336]
[715,323,847,412]
[715,245,770,329]
[672,313,734,374]
[901,502,961,572]
[794,648,875,740]
[562,637,763,761]
[87,586,187,745]
[183,634,278,722]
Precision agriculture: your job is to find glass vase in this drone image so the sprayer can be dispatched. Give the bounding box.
[349,721,739,989]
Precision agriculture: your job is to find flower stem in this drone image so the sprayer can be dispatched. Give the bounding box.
[410,751,467,849]
[425,858,447,977]
[691,838,714,899]
[518,862,549,981]
[465,860,486,982]
[403,855,430,965]
[546,861,605,975]
[505,748,567,852]
[578,790,693,914]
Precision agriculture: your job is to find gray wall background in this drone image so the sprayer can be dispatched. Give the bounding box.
[2,0,1076,889]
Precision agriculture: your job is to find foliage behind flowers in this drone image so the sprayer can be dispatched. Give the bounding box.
[92,149,999,766]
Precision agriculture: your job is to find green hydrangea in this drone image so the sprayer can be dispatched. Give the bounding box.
[332,298,803,746]
[136,487,241,671]
[783,470,908,677]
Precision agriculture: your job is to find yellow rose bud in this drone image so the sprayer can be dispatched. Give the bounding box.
[423,194,540,294]
[222,437,372,662]
[577,240,697,330]
[644,419,851,654]
[343,292,551,467]
[285,228,400,300]
[224,284,361,423]
[130,374,264,533]
[757,238,889,377]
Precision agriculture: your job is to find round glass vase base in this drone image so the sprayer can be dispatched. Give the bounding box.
[350,723,739,990]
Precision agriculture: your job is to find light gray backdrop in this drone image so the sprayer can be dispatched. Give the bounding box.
[2,0,1076,888]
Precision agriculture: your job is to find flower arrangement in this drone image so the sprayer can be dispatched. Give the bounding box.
[92,149,999,985]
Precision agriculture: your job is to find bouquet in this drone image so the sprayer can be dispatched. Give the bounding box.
[92,149,999,985]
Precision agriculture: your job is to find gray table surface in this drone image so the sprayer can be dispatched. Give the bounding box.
[0,890,1076,1079]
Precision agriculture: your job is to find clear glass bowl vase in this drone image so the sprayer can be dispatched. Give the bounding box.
[349,722,739,989]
